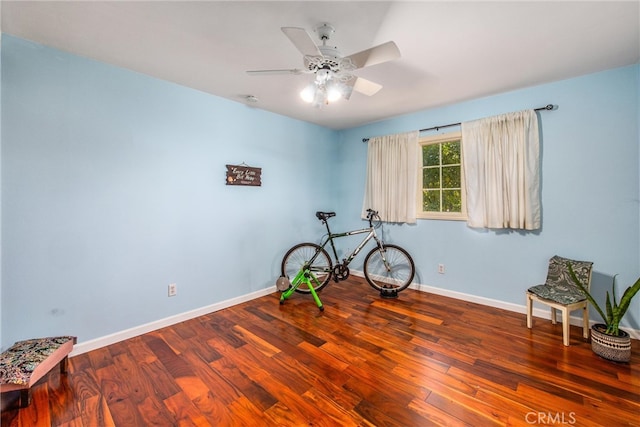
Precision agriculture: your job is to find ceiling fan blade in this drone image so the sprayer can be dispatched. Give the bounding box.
[246,69,305,76]
[343,77,383,100]
[353,77,383,96]
[281,27,322,57]
[346,41,400,69]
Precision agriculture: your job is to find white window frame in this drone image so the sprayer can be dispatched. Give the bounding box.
[417,131,467,221]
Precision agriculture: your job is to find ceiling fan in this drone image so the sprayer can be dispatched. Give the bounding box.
[246,23,400,107]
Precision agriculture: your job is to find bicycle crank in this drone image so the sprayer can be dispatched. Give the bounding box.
[332,263,350,282]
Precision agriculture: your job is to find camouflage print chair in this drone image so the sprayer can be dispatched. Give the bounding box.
[526,255,593,346]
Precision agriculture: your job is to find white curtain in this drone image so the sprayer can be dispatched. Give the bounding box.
[362,130,419,223]
[461,110,540,230]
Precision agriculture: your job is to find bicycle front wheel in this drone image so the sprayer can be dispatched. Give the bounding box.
[281,243,332,294]
[363,244,415,293]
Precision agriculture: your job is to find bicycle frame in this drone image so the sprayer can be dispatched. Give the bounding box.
[320,225,382,268]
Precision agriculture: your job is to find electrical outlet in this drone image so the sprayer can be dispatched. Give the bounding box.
[438,264,445,274]
[168,283,177,297]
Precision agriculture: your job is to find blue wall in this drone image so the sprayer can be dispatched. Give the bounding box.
[2,34,639,348]
[337,64,640,331]
[1,35,337,347]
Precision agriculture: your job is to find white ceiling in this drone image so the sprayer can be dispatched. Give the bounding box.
[2,1,639,130]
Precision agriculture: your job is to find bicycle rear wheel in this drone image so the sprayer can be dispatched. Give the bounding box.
[281,243,332,294]
[363,244,415,293]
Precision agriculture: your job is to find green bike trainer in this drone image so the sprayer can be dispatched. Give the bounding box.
[279,268,324,311]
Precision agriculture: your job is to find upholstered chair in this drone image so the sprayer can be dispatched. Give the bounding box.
[526,255,593,346]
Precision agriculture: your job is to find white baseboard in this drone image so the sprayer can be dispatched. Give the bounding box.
[409,282,640,340]
[70,286,277,356]
[71,276,640,356]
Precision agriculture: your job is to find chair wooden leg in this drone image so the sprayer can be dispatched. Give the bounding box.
[551,307,557,324]
[60,356,69,374]
[582,305,590,340]
[561,308,570,346]
[19,389,31,408]
[526,294,533,329]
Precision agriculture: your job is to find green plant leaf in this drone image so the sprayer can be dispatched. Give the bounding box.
[569,262,640,336]
[568,263,607,324]
[617,277,640,319]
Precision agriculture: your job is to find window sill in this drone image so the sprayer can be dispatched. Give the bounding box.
[417,213,467,221]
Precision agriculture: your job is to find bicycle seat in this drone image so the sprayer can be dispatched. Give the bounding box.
[315,211,336,221]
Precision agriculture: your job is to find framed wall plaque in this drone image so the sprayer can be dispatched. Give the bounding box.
[226,164,262,186]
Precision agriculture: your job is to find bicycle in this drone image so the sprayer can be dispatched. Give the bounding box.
[278,209,415,310]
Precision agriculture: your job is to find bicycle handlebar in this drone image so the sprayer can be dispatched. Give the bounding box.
[366,209,379,227]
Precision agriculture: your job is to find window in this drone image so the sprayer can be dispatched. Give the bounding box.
[417,132,466,220]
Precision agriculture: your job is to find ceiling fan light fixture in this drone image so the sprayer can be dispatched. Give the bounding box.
[300,84,317,103]
[300,79,343,107]
[326,81,343,103]
[313,86,327,108]
[315,67,332,84]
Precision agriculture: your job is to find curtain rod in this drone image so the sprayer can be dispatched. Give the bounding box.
[362,104,556,143]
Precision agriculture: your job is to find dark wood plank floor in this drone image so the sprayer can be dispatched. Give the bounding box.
[2,275,639,426]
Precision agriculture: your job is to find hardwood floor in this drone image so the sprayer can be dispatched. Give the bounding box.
[2,275,639,426]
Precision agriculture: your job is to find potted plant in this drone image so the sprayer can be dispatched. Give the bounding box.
[568,264,640,362]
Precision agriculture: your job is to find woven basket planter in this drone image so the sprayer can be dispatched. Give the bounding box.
[591,324,631,363]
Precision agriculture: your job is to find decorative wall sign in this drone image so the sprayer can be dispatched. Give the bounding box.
[226,164,262,186]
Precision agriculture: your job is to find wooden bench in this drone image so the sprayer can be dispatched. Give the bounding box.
[0,336,76,408]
